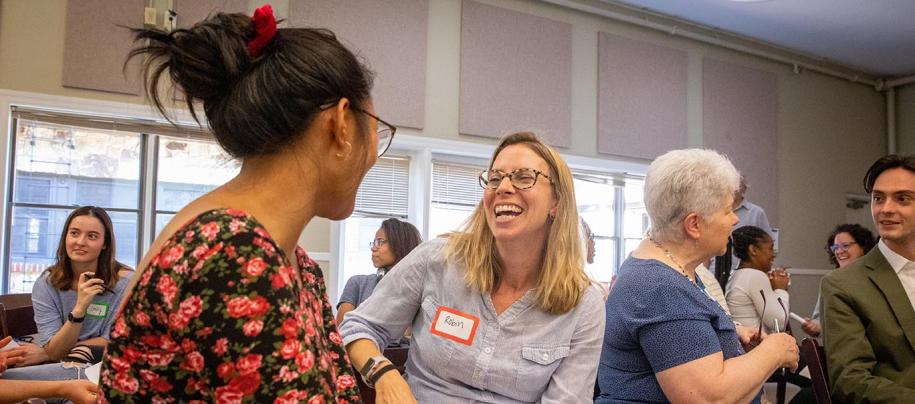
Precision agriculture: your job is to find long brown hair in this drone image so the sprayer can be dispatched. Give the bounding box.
[46,206,130,291]
[445,132,590,314]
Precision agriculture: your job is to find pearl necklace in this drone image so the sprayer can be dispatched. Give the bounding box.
[648,237,691,280]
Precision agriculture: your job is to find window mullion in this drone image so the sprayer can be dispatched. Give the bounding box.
[139,134,158,258]
[614,185,626,278]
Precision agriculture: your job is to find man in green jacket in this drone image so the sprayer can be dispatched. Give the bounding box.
[822,155,915,403]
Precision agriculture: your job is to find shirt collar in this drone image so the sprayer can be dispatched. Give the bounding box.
[734,200,748,212]
[878,239,910,274]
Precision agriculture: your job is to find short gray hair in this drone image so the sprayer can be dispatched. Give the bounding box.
[644,149,740,243]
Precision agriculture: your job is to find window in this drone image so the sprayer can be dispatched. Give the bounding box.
[573,172,648,282]
[574,174,619,282]
[337,156,410,298]
[8,119,142,293]
[623,178,649,257]
[429,159,486,238]
[154,136,240,238]
[4,107,234,294]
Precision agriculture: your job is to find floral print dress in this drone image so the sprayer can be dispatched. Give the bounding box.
[101,209,361,403]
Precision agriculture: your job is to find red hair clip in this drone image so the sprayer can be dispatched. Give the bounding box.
[247,4,277,58]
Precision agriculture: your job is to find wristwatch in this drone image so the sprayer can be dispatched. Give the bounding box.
[359,355,391,388]
[68,311,85,324]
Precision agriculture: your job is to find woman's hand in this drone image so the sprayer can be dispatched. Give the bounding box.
[801,318,821,337]
[374,370,417,404]
[0,337,27,375]
[60,380,100,404]
[735,325,764,351]
[14,342,49,367]
[762,332,799,372]
[768,268,790,291]
[74,272,106,316]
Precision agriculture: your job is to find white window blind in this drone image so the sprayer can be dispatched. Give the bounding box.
[432,161,486,207]
[354,156,410,217]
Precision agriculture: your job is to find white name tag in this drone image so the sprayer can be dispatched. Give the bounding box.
[86,302,109,318]
[430,306,479,345]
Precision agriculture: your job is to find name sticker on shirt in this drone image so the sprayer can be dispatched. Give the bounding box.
[430,306,479,346]
[86,302,109,319]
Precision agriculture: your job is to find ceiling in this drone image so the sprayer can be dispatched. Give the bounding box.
[602,0,915,78]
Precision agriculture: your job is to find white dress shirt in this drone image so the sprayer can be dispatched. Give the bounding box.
[876,240,915,312]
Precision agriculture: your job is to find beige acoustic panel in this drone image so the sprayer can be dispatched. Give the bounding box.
[289,0,428,130]
[597,33,687,160]
[703,58,779,224]
[62,0,144,95]
[175,0,248,29]
[459,0,572,147]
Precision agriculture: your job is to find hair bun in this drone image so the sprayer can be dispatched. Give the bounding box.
[130,13,256,103]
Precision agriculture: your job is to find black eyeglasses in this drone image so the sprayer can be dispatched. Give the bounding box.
[352,107,396,158]
[478,168,552,190]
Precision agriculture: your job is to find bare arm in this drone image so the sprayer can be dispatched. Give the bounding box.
[656,333,798,403]
[346,338,416,404]
[335,302,355,326]
[44,272,106,361]
[0,379,99,404]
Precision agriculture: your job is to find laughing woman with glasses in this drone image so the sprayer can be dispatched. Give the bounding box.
[340,132,605,403]
[101,6,390,403]
[597,149,798,404]
[335,218,423,327]
[800,223,876,337]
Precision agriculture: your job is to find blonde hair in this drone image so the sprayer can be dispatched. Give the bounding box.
[445,132,589,314]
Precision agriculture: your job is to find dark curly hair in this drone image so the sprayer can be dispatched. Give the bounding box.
[732,226,771,261]
[825,224,876,268]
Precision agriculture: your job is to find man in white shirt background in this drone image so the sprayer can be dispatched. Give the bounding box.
[733,175,772,236]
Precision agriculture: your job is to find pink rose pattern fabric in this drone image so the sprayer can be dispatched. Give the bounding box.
[100,209,361,403]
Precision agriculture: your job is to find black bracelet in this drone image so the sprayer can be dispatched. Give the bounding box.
[368,363,398,386]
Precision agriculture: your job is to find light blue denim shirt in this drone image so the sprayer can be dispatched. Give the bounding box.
[340,238,605,403]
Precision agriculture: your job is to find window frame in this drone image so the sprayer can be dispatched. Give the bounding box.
[0,91,216,293]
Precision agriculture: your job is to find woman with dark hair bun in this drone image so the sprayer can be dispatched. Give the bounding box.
[102,5,391,402]
[335,218,422,326]
[801,223,876,337]
[725,225,791,335]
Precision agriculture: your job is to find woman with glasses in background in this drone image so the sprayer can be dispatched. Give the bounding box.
[340,132,605,404]
[597,150,798,404]
[101,6,395,402]
[726,225,792,335]
[801,223,876,337]
[335,218,423,327]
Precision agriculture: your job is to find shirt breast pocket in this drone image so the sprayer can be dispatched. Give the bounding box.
[517,343,570,399]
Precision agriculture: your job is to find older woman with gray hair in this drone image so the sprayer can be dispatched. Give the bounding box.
[595,149,799,403]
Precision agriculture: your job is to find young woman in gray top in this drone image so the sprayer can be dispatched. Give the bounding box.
[4,206,132,376]
[340,132,605,403]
